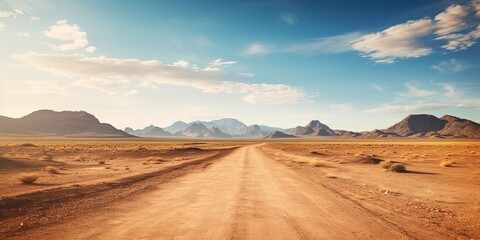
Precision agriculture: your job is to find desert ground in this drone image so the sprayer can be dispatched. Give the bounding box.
[0,139,479,239]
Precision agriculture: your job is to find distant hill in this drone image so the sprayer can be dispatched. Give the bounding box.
[179,122,231,138]
[366,114,480,138]
[125,125,172,137]
[244,125,264,138]
[0,110,132,137]
[289,120,336,136]
[265,131,296,138]
[164,121,189,133]
[195,118,248,136]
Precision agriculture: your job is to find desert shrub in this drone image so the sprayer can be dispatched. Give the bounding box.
[18,173,40,184]
[388,163,407,173]
[19,143,37,147]
[44,166,59,174]
[380,160,393,169]
[440,160,455,167]
[98,160,106,165]
[309,161,326,167]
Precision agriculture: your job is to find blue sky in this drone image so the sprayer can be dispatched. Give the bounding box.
[0,0,479,131]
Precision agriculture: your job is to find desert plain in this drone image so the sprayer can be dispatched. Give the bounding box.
[0,139,479,240]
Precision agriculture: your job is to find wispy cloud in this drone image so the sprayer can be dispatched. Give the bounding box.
[440,83,461,98]
[432,59,472,73]
[351,2,480,63]
[351,19,435,63]
[280,12,296,26]
[14,52,306,104]
[0,9,24,18]
[283,32,361,55]
[237,72,255,78]
[401,82,437,97]
[371,84,385,93]
[0,21,5,31]
[243,43,270,55]
[44,20,95,52]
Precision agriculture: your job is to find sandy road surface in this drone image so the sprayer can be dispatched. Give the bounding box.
[13,145,411,239]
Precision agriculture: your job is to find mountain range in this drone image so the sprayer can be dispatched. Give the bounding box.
[0,110,132,137]
[1,110,479,139]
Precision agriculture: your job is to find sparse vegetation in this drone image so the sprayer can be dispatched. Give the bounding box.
[380,160,393,169]
[98,160,106,165]
[309,160,326,167]
[18,173,40,184]
[441,160,455,167]
[388,163,407,173]
[44,166,59,174]
[19,143,38,147]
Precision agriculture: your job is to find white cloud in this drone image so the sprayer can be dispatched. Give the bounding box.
[474,0,480,17]
[457,100,480,109]
[371,84,385,93]
[0,9,24,18]
[351,19,435,63]
[14,52,305,104]
[280,12,296,26]
[123,89,138,96]
[209,58,237,68]
[440,83,461,98]
[350,2,480,62]
[237,72,255,78]
[366,102,450,113]
[434,4,470,35]
[85,46,96,53]
[283,32,362,55]
[436,25,480,50]
[43,20,91,51]
[243,43,269,55]
[30,16,40,21]
[432,59,472,73]
[14,32,30,37]
[0,21,5,31]
[402,82,437,97]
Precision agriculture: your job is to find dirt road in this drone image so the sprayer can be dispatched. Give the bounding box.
[10,145,413,239]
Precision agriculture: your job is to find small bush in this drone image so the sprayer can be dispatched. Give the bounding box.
[44,166,59,174]
[380,160,393,169]
[388,163,407,173]
[309,161,326,167]
[441,160,455,167]
[98,160,106,165]
[18,173,40,184]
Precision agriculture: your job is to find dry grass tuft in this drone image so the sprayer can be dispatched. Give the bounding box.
[380,160,393,169]
[309,160,326,167]
[388,163,407,173]
[440,160,455,167]
[44,166,59,174]
[18,173,40,184]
